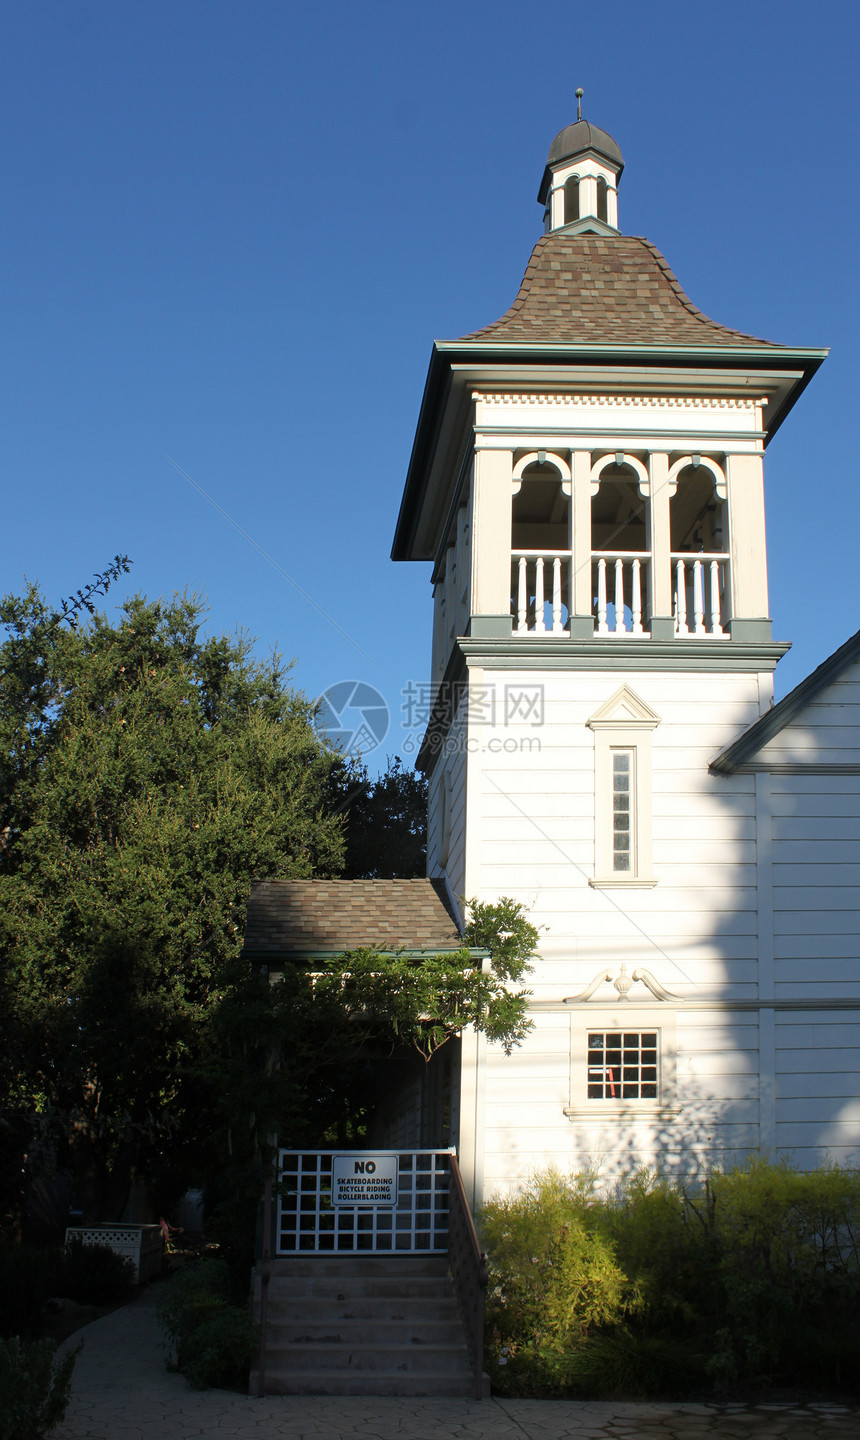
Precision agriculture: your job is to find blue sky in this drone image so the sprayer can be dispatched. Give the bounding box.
[1,1,857,768]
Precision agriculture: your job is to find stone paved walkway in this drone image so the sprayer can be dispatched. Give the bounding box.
[51,1282,859,1440]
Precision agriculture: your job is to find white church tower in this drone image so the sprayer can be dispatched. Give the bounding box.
[392,111,835,1202]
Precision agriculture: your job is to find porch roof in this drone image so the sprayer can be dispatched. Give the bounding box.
[243,878,463,959]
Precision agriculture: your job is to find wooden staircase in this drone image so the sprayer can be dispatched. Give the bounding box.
[250,1255,483,1397]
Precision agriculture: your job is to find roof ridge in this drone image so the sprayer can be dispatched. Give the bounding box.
[711,627,860,774]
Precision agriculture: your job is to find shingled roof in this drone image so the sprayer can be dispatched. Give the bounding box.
[459,232,775,349]
[243,878,463,957]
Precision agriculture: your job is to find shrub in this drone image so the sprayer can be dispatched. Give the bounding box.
[156,1258,256,1390]
[58,1238,135,1306]
[0,1336,78,1440]
[481,1159,860,1399]
[0,1246,63,1340]
[481,1170,636,1395]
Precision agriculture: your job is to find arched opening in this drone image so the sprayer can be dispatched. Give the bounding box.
[596,176,608,223]
[591,462,649,635]
[669,464,729,635]
[564,176,580,224]
[511,460,570,634]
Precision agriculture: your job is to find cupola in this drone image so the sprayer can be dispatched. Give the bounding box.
[538,91,624,235]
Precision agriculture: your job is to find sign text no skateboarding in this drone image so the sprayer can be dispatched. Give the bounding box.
[331,1154,398,1207]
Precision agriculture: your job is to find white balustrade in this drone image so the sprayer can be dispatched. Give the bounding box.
[672,553,728,637]
[592,553,649,636]
[512,552,570,634]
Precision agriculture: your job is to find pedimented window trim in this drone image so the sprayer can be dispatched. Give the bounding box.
[587,685,662,731]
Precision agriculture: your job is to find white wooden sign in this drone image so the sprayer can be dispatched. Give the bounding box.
[331,1154,398,1207]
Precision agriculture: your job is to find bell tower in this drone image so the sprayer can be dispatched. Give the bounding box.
[392,111,827,1200]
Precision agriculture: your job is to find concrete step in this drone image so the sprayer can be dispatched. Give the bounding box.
[264,1318,465,1346]
[262,1341,472,1376]
[270,1256,449,1278]
[252,1369,477,1398]
[259,1275,456,1301]
[261,1297,461,1324]
[252,1253,479,1398]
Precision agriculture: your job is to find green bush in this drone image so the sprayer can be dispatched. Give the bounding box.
[481,1159,860,1399]
[58,1238,135,1306]
[0,1246,63,1340]
[481,1169,637,1395]
[0,1336,78,1440]
[156,1258,256,1391]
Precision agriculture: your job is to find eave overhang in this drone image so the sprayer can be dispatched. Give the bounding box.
[392,340,828,564]
[246,945,487,969]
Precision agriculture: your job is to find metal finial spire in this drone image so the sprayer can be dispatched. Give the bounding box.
[575,87,584,122]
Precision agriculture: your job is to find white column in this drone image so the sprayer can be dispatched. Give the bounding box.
[648,453,672,630]
[571,449,593,625]
[470,448,513,618]
[726,452,769,622]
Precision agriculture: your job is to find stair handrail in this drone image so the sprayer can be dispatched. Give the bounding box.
[447,1153,488,1401]
[256,1167,273,1397]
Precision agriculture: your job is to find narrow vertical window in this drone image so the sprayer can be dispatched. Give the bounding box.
[612,749,634,873]
[596,176,608,223]
[564,176,580,223]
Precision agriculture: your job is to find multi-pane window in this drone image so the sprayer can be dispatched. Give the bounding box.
[612,749,634,872]
[587,1030,659,1100]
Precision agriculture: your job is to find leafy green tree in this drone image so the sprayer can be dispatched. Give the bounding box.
[0,583,344,1224]
[336,756,427,879]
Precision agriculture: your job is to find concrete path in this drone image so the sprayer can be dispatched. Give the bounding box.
[51,1281,859,1440]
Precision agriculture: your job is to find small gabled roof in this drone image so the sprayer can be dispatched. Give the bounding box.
[711,627,860,775]
[243,878,463,959]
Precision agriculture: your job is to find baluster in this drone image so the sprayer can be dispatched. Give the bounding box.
[675,560,688,635]
[631,557,643,635]
[552,557,563,633]
[709,560,724,635]
[517,556,527,633]
[534,556,545,633]
[614,558,625,634]
[597,557,607,634]
[693,559,705,634]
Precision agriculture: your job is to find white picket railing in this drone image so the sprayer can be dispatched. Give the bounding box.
[512,551,570,634]
[508,549,729,640]
[276,1149,453,1254]
[672,553,729,637]
[592,552,650,636]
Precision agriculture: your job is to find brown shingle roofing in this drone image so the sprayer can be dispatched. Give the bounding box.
[459,233,775,348]
[244,879,463,956]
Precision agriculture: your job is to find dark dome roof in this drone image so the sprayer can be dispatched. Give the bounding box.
[547,119,624,171]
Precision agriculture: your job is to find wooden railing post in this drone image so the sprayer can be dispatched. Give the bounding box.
[256,1166,273,1398]
[446,1153,488,1401]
